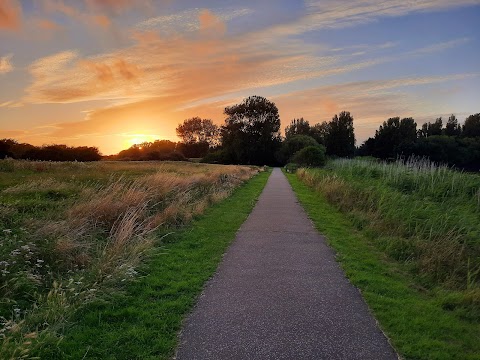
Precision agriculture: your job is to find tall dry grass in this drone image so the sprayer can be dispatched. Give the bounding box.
[0,160,260,357]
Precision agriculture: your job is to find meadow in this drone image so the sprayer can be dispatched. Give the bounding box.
[0,159,260,358]
[291,157,480,358]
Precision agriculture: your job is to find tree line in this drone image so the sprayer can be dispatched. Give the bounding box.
[358,114,480,170]
[1,95,478,169]
[0,140,101,161]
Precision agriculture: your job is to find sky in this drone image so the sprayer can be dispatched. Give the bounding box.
[0,0,479,155]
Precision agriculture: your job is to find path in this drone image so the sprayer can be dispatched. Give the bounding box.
[176,168,397,359]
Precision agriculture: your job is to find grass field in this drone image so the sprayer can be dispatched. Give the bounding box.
[0,159,262,358]
[288,158,480,359]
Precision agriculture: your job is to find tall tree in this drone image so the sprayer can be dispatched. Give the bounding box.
[419,117,443,137]
[176,117,219,146]
[463,113,480,137]
[222,95,281,165]
[310,121,329,145]
[285,118,311,138]
[325,111,355,157]
[372,117,417,158]
[445,114,461,136]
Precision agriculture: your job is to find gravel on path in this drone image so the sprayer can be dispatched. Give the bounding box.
[176,168,398,360]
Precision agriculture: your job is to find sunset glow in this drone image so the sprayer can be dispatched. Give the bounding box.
[1,1,479,154]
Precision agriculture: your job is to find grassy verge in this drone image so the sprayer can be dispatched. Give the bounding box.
[0,160,260,357]
[286,171,480,360]
[34,169,270,359]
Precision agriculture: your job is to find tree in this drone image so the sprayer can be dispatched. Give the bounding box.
[285,118,311,138]
[372,117,417,159]
[176,117,219,146]
[325,111,355,157]
[310,121,329,145]
[445,114,461,136]
[463,113,480,138]
[291,145,326,167]
[419,117,443,138]
[276,135,319,164]
[221,95,281,165]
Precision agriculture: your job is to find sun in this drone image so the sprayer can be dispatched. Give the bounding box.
[124,134,159,148]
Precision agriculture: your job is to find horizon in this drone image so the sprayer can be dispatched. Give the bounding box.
[1,1,480,155]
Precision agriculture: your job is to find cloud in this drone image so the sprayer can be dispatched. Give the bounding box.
[0,0,22,31]
[273,73,480,141]
[40,0,118,28]
[137,7,253,33]
[0,54,14,74]
[85,0,152,14]
[267,0,480,36]
[37,18,63,31]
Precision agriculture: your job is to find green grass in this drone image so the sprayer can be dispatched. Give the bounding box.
[33,169,270,359]
[286,171,480,360]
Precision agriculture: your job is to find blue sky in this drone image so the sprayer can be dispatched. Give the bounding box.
[0,0,479,154]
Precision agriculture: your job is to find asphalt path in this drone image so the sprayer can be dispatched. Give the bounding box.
[176,168,397,359]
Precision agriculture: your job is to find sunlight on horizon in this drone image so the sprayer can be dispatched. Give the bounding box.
[123,134,163,149]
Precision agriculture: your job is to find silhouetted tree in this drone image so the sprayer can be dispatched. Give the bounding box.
[310,121,329,145]
[419,117,443,138]
[22,144,101,161]
[176,117,219,158]
[463,113,480,138]
[221,95,281,165]
[372,117,417,159]
[325,111,355,157]
[0,139,15,159]
[445,115,462,136]
[285,118,311,138]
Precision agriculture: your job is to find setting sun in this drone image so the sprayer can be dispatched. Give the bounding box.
[124,134,161,148]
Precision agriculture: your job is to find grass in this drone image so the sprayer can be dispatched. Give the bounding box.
[286,159,480,360]
[36,168,270,359]
[0,159,262,358]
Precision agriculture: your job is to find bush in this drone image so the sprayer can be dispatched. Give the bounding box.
[201,149,229,164]
[276,135,319,164]
[284,163,299,173]
[291,145,326,167]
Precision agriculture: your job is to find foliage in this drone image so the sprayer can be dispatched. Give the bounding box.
[287,172,480,360]
[276,134,319,164]
[176,117,220,157]
[285,118,312,138]
[445,115,462,137]
[324,111,355,157]
[359,113,480,170]
[419,117,443,138]
[0,139,101,161]
[0,160,260,357]
[297,157,480,291]
[221,95,281,165]
[371,117,417,159]
[115,140,187,161]
[291,145,326,167]
[463,113,480,137]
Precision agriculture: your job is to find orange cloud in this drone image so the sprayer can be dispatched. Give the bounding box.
[199,9,226,37]
[37,18,62,31]
[0,0,22,31]
[91,14,111,27]
[0,54,13,74]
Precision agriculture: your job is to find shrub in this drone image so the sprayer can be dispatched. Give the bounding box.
[291,145,326,167]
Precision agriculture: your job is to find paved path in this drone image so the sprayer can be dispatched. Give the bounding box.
[176,168,397,359]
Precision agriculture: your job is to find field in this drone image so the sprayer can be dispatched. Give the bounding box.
[290,157,480,359]
[0,159,261,358]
